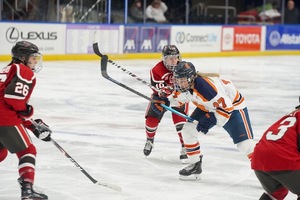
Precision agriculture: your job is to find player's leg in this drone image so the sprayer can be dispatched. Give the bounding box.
[178,115,203,180]
[259,193,274,200]
[1,125,47,199]
[171,103,188,162]
[144,100,165,156]
[223,107,256,160]
[0,143,8,162]
[254,170,288,200]
[271,170,300,197]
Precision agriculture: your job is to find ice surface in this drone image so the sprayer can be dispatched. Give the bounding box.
[0,55,299,200]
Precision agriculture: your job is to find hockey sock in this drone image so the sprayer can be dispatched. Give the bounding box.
[16,144,37,183]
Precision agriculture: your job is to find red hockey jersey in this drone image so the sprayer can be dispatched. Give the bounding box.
[0,63,36,126]
[150,61,173,94]
[251,109,300,171]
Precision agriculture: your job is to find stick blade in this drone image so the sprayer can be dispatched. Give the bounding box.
[96,181,122,192]
[93,43,103,57]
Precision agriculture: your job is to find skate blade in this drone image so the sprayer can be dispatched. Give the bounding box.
[179,174,201,181]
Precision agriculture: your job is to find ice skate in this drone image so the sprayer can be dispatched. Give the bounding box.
[179,155,203,180]
[18,177,48,200]
[179,146,189,164]
[143,138,154,156]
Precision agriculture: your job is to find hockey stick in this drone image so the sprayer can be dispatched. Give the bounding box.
[51,139,122,191]
[92,43,159,92]
[93,43,196,123]
[30,119,121,191]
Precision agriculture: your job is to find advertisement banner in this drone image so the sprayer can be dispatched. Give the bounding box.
[171,26,221,53]
[140,26,156,52]
[222,26,262,51]
[66,24,121,54]
[124,26,139,53]
[266,25,300,50]
[156,27,171,52]
[123,26,171,53]
[0,22,65,55]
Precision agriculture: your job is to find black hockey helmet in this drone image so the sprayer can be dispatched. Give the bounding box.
[162,44,180,57]
[173,61,196,92]
[162,45,181,71]
[11,41,42,72]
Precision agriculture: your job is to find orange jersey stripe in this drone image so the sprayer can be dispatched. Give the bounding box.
[187,150,201,156]
[185,142,200,149]
[204,77,218,94]
[193,77,218,102]
[216,109,230,119]
[239,109,253,139]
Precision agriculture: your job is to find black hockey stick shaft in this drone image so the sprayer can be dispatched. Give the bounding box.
[50,139,97,183]
[97,47,196,122]
[101,55,153,102]
[92,43,159,92]
[30,119,98,184]
[51,138,122,191]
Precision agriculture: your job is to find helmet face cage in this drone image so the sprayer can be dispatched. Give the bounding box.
[11,41,42,72]
[162,45,181,71]
[29,53,43,73]
[174,61,196,92]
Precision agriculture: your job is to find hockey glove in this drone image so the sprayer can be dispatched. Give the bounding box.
[17,104,34,119]
[151,95,170,115]
[31,119,52,142]
[196,112,217,134]
[158,86,173,97]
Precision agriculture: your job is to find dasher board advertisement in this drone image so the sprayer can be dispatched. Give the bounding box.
[0,22,65,55]
[266,25,300,50]
[171,26,221,53]
[221,26,262,51]
[66,24,122,54]
[123,26,171,53]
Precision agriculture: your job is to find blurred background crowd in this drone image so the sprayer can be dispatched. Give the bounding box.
[1,0,299,25]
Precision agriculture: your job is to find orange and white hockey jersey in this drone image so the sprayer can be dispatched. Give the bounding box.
[169,75,246,127]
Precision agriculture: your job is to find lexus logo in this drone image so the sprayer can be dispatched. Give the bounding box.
[6,27,19,43]
[5,27,58,43]
[176,32,185,44]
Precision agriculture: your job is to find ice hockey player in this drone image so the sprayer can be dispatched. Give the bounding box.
[0,41,52,200]
[251,97,300,200]
[143,45,189,163]
[152,61,256,180]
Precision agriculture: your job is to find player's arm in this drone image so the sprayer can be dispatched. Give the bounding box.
[150,68,167,92]
[298,132,300,153]
[167,90,186,107]
[297,111,300,152]
[4,65,35,117]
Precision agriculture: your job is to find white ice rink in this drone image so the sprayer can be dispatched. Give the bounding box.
[0,55,299,200]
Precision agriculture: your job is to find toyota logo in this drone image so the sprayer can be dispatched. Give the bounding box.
[224,33,232,44]
[6,27,19,43]
[176,32,185,44]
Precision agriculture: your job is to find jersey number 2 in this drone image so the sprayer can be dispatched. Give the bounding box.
[15,82,29,96]
[266,117,296,141]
